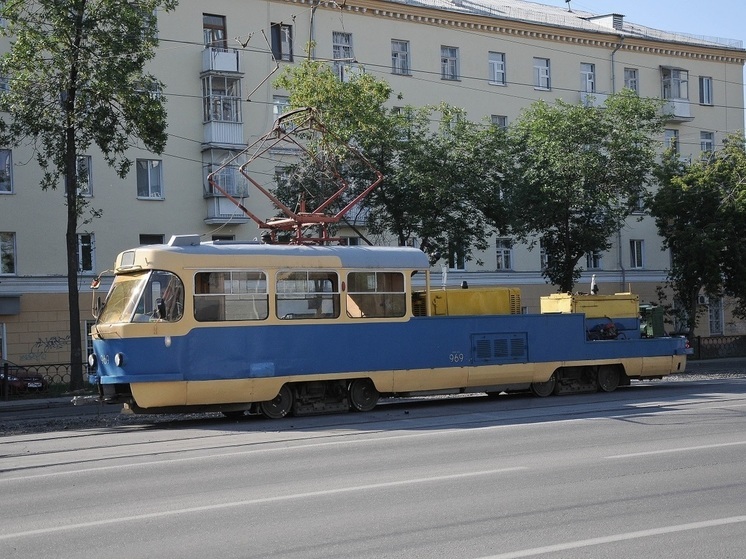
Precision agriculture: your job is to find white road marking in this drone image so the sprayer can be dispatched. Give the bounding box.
[0,467,526,540]
[607,440,746,459]
[477,516,746,559]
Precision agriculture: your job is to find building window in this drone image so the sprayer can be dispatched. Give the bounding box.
[202,75,241,123]
[540,242,549,270]
[332,31,354,81]
[586,251,602,270]
[136,159,163,199]
[273,95,290,120]
[699,76,713,105]
[203,14,227,48]
[624,67,639,93]
[488,51,506,85]
[0,232,15,274]
[664,129,679,153]
[0,149,12,193]
[629,240,644,269]
[533,57,550,90]
[496,239,513,270]
[700,131,714,158]
[491,115,508,130]
[77,155,92,197]
[271,23,293,62]
[391,40,410,75]
[0,75,9,94]
[661,68,688,100]
[78,233,95,273]
[448,241,465,270]
[139,234,165,245]
[441,46,459,80]
[708,297,723,335]
[580,62,595,93]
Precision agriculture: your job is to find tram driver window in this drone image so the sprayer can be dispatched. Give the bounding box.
[132,271,184,322]
[194,271,268,321]
[346,271,406,318]
[276,270,340,320]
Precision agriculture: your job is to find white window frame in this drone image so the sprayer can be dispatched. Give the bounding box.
[78,233,95,273]
[441,46,459,81]
[533,57,551,90]
[0,232,16,275]
[202,74,241,123]
[332,31,354,81]
[700,131,714,158]
[629,240,644,269]
[77,155,92,197]
[580,62,595,93]
[664,129,679,153]
[699,76,713,105]
[496,239,513,271]
[136,159,163,199]
[488,51,506,85]
[391,40,410,75]
[708,297,723,335]
[491,115,508,130]
[0,149,12,193]
[661,67,688,100]
[585,251,602,270]
[271,22,293,62]
[624,67,639,93]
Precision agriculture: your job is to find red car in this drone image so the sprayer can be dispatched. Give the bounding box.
[0,359,49,395]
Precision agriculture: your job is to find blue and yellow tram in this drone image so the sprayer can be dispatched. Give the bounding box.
[88,235,690,418]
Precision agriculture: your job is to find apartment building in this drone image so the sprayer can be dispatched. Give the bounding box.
[1,0,744,365]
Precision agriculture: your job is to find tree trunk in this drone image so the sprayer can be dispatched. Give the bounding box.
[65,126,84,391]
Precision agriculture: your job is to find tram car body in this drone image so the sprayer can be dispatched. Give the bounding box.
[88,235,690,418]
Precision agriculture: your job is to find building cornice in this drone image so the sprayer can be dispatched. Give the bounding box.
[281,0,746,65]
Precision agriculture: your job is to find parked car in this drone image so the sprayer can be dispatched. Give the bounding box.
[0,359,49,395]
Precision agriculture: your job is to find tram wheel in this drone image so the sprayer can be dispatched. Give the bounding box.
[597,366,621,393]
[530,372,557,397]
[259,384,294,419]
[348,378,380,412]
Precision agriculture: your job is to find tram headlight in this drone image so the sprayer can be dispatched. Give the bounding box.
[88,354,97,369]
[114,352,125,367]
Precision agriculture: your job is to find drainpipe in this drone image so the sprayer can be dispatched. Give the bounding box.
[309,0,319,61]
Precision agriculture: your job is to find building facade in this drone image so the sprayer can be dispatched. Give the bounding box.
[1,0,745,366]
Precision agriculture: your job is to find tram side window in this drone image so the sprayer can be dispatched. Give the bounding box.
[346,271,406,318]
[194,271,268,321]
[276,270,340,320]
[132,271,184,322]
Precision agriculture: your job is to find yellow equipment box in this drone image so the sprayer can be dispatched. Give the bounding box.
[540,293,639,318]
[428,287,522,316]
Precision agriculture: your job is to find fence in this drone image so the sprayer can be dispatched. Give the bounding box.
[1,362,91,401]
[690,335,746,360]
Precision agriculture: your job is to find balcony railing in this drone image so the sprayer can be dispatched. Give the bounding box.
[204,196,251,225]
[662,99,693,122]
[202,47,240,73]
[580,91,609,108]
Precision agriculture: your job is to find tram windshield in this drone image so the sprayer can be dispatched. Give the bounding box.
[97,270,184,324]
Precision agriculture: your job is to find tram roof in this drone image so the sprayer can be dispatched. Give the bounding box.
[153,235,431,269]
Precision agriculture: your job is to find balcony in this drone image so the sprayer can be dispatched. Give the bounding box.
[202,47,240,73]
[203,121,244,148]
[204,196,251,225]
[580,91,609,108]
[662,99,693,122]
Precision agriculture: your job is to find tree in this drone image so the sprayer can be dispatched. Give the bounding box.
[274,59,509,262]
[505,90,665,292]
[0,0,177,389]
[649,134,746,336]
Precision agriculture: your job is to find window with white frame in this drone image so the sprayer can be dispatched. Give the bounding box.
[700,131,714,158]
[0,149,12,193]
[488,51,506,85]
[624,67,639,93]
[202,75,241,123]
[661,68,688,100]
[273,95,290,120]
[580,63,595,93]
[270,23,293,62]
[533,57,550,90]
[136,159,163,199]
[496,239,513,270]
[699,76,713,105]
[540,242,549,270]
[491,115,508,130]
[586,251,602,270]
[708,297,723,335]
[664,129,679,153]
[78,233,95,273]
[391,40,410,75]
[448,241,465,270]
[77,155,92,197]
[332,31,354,80]
[0,232,15,274]
[441,46,459,80]
[629,239,644,269]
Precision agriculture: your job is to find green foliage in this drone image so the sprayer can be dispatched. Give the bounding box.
[649,134,746,335]
[0,0,176,389]
[506,90,665,292]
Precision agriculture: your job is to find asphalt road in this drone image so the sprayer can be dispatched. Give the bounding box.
[1,376,745,559]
